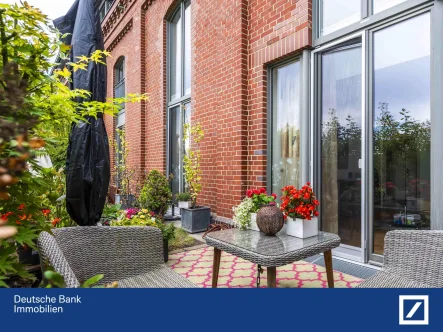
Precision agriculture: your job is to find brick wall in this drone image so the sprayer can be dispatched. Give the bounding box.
[102,0,312,219]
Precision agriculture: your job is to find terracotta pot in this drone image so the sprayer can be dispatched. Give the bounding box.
[256,204,284,236]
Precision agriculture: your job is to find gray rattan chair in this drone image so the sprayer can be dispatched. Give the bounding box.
[358,230,443,288]
[38,226,196,288]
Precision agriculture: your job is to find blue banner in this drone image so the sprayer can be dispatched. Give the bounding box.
[1,289,442,331]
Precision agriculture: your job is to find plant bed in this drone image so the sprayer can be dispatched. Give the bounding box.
[181,206,211,233]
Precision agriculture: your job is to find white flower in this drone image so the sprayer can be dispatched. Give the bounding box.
[233,197,254,230]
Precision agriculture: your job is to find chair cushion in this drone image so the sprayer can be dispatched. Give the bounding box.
[357,271,433,288]
[118,265,197,288]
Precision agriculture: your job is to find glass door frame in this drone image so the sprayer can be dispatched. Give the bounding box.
[367,7,433,264]
[311,31,367,263]
[311,2,439,264]
[166,101,191,196]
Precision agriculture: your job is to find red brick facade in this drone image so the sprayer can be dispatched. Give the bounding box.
[102,0,312,220]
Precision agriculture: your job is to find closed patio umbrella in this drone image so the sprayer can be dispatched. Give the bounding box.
[54,0,110,226]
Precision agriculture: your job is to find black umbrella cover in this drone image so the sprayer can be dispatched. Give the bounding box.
[54,0,110,226]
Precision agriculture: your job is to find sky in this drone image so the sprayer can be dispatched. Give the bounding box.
[1,0,76,20]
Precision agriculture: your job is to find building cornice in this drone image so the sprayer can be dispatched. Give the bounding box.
[102,0,135,40]
[106,18,133,51]
[141,0,155,10]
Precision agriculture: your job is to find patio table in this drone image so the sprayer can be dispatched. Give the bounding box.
[204,228,341,288]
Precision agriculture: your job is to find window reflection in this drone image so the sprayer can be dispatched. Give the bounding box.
[321,45,362,247]
[373,14,431,255]
[271,62,301,196]
[184,0,191,96]
[373,0,407,14]
[170,10,182,101]
[321,0,360,36]
[170,107,181,195]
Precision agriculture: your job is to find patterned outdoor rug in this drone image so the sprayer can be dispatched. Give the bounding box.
[167,246,363,288]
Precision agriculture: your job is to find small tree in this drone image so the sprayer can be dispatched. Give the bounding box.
[110,128,142,208]
[183,122,204,208]
[0,3,147,287]
[138,170,172,215]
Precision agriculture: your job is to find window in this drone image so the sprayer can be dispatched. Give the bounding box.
[320,0,361,36]
[98,0,114,22]
[320,43,362,247]
[317,0,427,38]
[168,1,192,196]
[372,13,431,254]
[114,57,125,186]
[312,7,435,263]
[373,0,407,14]
[169,0,191,102]
[270,61,302,196]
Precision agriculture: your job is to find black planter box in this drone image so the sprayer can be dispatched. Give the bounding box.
[181,206,211,233]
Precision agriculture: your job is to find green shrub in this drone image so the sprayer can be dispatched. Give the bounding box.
[175,192,192,202]
[138,170,172,215]
[111,209,176,241]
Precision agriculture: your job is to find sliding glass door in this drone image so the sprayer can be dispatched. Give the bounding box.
[320,44,363,250]
[370,13,431,259]
[169,103,191,197]
[313,10,432,263]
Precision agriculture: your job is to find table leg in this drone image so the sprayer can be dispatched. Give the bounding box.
[211,248,222,288]
[267,267,277,288]
[324,250,334,288]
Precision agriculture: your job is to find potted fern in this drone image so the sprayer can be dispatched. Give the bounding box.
[176,192,192,209]
[181,123,211,233]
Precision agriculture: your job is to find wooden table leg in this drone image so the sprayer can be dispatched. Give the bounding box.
[267,267,277,288]
[211,248,222,288]
[324,250,334,288]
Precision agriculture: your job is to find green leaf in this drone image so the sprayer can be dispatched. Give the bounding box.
[44,271,66,288]
[81,274,104,288]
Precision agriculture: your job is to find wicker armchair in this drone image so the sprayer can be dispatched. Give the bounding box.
[358,230,443,288]
[38,226,196,288]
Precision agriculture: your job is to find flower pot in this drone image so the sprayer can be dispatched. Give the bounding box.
[178,201,192,209]
[181,206,211,233]
[256,204,284,236]
[286,217,318,239]
[248,213,260,232]
[163,238,169,263]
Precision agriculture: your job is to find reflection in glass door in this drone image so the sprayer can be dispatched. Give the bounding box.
[320,43,362,250]
[169,103,192,197]
[271,61,301,196]
[170,106,181,195]
[371,14,431,258]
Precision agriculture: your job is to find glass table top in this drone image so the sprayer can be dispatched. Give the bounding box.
[205,228,340,257]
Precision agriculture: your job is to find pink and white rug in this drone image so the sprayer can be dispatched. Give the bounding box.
[167,246,363,288]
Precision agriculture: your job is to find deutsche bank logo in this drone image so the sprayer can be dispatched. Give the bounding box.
[399,295,429,325]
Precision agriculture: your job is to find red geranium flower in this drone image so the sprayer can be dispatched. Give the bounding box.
[18,204,25,210]
[280,182,319,220]
[51,218,61,226]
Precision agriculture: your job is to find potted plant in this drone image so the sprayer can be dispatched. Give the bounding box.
[175,192,192,209]
[280,183,320,238]
[181,123,211,233]
[233,188,277,231]
[111,209,175,262]
[138,170,172,216]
